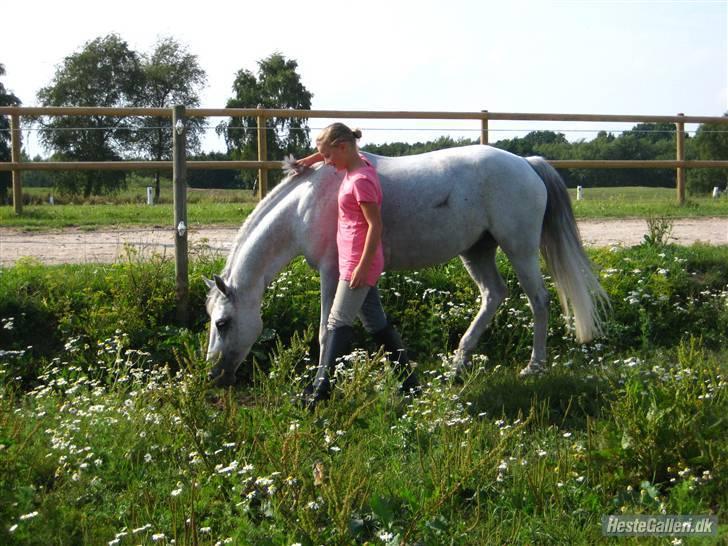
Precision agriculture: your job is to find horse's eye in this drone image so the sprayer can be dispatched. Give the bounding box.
[216,319,228,331]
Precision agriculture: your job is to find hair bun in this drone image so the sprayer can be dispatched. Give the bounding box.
[352,128,362,139]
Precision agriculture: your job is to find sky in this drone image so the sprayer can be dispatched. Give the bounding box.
[1,0,726,155]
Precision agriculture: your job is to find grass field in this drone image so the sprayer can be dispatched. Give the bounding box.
[2,182,726,230]
[1,244,726,544]
[569,187,728,219]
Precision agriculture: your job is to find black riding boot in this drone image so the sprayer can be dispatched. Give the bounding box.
[304,325,354,408]
[372,322,420,394]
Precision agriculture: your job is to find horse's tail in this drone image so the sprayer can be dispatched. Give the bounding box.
[526,156,609,343]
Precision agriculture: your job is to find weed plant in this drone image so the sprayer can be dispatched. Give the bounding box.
[1,244,727,544]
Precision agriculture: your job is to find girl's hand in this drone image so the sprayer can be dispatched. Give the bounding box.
[349,202,382,289]
[296,152,322,168]
[349,265,365,289]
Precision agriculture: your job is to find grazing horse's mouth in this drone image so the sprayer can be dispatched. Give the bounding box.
[208,366,236,387]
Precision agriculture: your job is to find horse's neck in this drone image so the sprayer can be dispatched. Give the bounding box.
[228,198,301,298]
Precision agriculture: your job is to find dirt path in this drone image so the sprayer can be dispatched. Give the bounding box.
[1,218,726,266]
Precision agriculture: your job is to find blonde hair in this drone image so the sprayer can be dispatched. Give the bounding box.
[316,123,362,148]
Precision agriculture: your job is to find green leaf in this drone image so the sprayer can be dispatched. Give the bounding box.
[370,495,396,526]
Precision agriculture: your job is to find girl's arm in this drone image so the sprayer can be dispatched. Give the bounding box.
[296,151,323,168]
[349,201,383,288]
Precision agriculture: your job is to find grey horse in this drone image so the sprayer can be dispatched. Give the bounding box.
[205,145,608,387]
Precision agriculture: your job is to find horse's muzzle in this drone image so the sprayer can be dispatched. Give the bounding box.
[207,367,236,387]
[206,351,235,387]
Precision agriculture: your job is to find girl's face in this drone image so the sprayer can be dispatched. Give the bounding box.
[318,142,349,171]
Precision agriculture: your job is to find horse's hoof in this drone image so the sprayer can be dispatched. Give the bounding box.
[518,361,547,378]
[449,350,472,383]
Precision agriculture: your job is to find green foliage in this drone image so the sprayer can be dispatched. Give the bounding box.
[363,122,726,193]
[642,215,674,247]
[363,135,479,157]
[187,151,245,189]
[687,114,728,194]
[36,34,142,197]
[135,37,207,201]
[0,62,22,204]
[33,35,209,199]
[1,246,727,543]
[218,53,313,189]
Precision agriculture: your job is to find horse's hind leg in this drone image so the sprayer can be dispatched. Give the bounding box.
[501,247,550,377]
[453,234,508,376]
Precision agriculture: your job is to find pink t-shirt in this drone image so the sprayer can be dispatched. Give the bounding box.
[337,158,384,286]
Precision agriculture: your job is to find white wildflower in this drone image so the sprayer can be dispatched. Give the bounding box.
[378,530,394,542]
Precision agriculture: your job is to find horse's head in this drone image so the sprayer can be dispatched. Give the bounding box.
[204,275,263,386]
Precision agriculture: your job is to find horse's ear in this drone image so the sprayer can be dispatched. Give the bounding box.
[204,277,216,290]
[213,274,230,297]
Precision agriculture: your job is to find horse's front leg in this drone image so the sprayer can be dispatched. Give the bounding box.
[300,264,338,408]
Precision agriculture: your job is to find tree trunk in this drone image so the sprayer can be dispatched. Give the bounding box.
[155,171,161,202]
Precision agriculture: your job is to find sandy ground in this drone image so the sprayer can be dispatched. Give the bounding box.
[1,218,727,266]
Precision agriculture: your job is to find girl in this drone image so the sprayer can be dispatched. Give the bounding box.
[297,123,419,406]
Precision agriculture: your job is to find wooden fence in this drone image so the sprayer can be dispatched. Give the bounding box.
[2,106,727,323]
[3,106,728,210]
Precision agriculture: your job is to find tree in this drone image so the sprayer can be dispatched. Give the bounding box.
[218,53,313,188]
[0,63,21,204]
[187,151,242,189]
[495,130,570,157]
[135,37,207,201]
[363,136,477,157]
[36,34,143,197]
[687,114,728,194]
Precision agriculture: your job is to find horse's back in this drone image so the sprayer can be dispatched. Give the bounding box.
[360,146,548,269]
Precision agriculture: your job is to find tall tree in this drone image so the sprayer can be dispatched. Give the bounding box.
[0,63,22,204]
[135,37,207,200]
[36,34,143,197]
[218,53,313,188]
[688,113,728,194]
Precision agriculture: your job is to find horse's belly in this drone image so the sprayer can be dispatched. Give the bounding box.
[383,209,487,270]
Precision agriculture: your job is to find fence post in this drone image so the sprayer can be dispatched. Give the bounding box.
[256,105,268,200]
[480,110,489,145]
[675,112,686,205]
[172,105,189,325]
[11,113,22,214]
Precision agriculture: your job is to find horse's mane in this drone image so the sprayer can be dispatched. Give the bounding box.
[220,156,312,277]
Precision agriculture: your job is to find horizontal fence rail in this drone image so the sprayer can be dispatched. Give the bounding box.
[2,159,728,172]
[3,106,728,208]
[0,160,282,171]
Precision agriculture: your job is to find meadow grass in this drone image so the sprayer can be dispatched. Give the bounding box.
[0,202,256,230]
[3,183,727,229]
[569,187,728,219]
[1,244,727,544]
